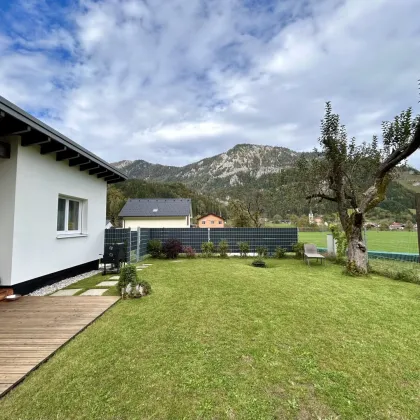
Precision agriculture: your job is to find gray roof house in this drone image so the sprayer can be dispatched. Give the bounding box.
[119,198,192,229]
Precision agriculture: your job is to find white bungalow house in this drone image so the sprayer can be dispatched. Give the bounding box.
[119,198,192,229]
[0,96,126,294]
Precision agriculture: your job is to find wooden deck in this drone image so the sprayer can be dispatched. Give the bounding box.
[0,296,119,398]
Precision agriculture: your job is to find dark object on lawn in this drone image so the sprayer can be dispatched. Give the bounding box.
[102,242,126,275]
[304,243,325,265]
[162,238,183,259]
[252,259,266,268]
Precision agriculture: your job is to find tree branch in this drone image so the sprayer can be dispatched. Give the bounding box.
[306,193,337,202]
[376,120,420,178]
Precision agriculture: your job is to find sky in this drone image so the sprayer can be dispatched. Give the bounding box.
[0,0,420,167]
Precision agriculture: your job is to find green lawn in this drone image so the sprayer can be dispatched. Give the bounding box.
[1,259,420,419]
[299,230,419,253]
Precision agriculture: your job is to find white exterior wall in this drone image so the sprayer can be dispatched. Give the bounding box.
[5,140,107,286]
[0,138,18,286]
[123,216,189,229]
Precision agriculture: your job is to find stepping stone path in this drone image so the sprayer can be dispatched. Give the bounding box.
[80,289,108,296]
[97,281,118,287]
[52,264,152,297]
[50,289,82,296]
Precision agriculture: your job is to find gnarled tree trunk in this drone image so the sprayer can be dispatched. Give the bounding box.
[347,215,368,274]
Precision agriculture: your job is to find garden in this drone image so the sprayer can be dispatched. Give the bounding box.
[1,238,420,419]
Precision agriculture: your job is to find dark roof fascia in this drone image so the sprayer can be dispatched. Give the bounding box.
[0,95,127,182]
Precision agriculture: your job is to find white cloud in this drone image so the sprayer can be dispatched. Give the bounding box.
[0,0,420,167]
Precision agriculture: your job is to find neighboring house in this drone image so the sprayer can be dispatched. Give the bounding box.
[0,96,126,294]
[119,198,192,229]
[105,219,113,229]
[389,222,404,230]
[197,213,225,228]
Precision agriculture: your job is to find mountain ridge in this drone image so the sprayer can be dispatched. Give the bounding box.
[112,144,303,191]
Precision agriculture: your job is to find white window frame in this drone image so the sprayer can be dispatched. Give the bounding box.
[57,196,84,235]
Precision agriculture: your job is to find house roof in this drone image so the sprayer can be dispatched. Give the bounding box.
[197,213,225,221]
[119,198,192,217]
[0,96,127,184]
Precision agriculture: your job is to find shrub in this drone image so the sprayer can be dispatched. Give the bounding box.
[274,247,287,258]
[162,239,183,259]
[147,239,162,258]
[238,241,250,257]
[183,246,196,258]
[329,224,348,263]
[252,258,266,268]
[201,241,215,257]
[138,280,152,296]
[117,264,138,297]
[293,242,305,259]
[218,240,229,258]
[256,246,268,258]
[369,260,420,285]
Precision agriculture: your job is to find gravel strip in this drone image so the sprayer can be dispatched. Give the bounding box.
[28,270,101,296]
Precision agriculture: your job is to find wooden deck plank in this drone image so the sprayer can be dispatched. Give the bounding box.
[0,296,119,398]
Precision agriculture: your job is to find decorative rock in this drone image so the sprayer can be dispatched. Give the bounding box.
[80,289,108,296]
[50,289,82,296]
[29,270,101,296]
[97,281,118,287]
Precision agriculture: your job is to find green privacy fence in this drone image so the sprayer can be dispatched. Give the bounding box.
[105,227,299,261]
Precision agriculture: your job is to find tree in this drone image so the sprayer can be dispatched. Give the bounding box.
[405,220,414,231]
[228,193,265,227]
[379,223,389,231]
[106,185,126,226]
[296,102,420,274]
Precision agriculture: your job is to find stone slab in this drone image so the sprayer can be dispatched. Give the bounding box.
[50,289,82,296]
[97,281,118,287]
[109,276,120,280]
[80,289,108,296]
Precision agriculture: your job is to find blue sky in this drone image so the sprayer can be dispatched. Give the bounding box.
[1,0,420,167]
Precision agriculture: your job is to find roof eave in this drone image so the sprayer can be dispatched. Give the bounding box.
[0,96,127,184]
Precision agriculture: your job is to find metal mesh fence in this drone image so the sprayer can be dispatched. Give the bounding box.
[106,227,419,264]
[300,227,419,266]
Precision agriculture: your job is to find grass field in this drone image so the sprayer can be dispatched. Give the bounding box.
[299,230,419,253]
[1,258,420,419]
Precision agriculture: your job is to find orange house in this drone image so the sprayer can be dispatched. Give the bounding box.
[197,213,225,228]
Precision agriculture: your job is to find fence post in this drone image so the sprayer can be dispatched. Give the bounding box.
[137,227,141,262]
[364,226,368,265]
[208,228,210,242]
[416,194,420,263]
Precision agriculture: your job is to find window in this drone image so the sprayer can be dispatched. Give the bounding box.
[211,221,215,224]
[201,221,206,224]
[218,221,223,224]
[57,196,84,234]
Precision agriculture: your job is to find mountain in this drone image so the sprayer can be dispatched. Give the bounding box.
[112,144,302,191]
[112,144,419,221]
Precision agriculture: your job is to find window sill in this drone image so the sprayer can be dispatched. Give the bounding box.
[56,233,88,239]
